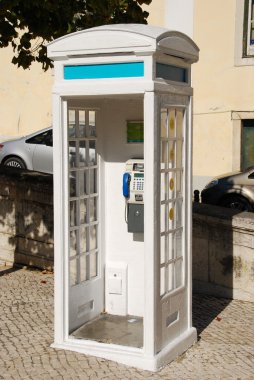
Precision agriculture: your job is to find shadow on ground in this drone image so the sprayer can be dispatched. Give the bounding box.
[193,293,231,337]
[0,264,21,277]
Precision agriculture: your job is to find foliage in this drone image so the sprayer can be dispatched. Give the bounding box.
[0,0,152,70]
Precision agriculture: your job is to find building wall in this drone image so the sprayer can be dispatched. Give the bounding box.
[156,0,254,190]
[0,46,53,140]
[192,0,254,190]
[145,0,194,37]
[164,0,194,37]
[0,3,165,141]
[1,0,254,193]
[143,0,165,26]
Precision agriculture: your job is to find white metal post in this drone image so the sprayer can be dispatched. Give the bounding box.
[52,93,65,344]
[143,91,159,357]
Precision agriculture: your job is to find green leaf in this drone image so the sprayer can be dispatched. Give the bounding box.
[1,0,152,70]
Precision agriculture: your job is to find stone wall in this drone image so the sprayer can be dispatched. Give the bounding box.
[193,203,254,302]
[1,168,254,301]
[0,167,53,269]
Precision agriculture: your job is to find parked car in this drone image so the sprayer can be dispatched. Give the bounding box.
[201,167,254,212]
[0,127,96,175]
[0,127,53,174]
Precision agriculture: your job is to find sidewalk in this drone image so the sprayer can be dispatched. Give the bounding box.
[1,266,254,380]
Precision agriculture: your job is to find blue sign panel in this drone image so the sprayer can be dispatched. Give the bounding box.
[64,62,144,80]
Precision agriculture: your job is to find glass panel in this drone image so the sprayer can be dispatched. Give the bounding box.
[89,168,97,194]
[168,141,175,169]
[70,201,77,227]
[70,230,78,257]
[89,197,97,222]
[176,110,183,139]
[175,229,183,258]
[175,259,182,288]
[90,226,97,250]
[175,199,183,229]
[161,109,168,138]
[168,203,174,230]
[159,105,186,295]
[251,1,254,43]
[161,172,167,202]
[80,226,88,253]
[90,252,97,278]
[70,171,78,197]
[68,108,99,290]
[160,267,165,296]
[80,199,87,224]
[69,141,77,168]
[176,170,182,195]
[85,111,96,137]
[168,232,174,261]
[168,110,176,140]
[68,110,76,138]
[79,170,87,196]
[79,140,86,167]
[160,235,166,264]
[70,258,78,286]
[161,141,168,169]
[167,263,174,292]
[169,174,176,200]
[79,110,86,137]
[89,111,96,137]
[176,140,183,169]
[160,203,166,233]
[89,140,96,165]
[80,255,87,282]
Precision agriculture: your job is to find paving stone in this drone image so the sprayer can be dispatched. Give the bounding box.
[1,267,254,379]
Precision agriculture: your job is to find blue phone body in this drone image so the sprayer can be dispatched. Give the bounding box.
[123,172,131,198]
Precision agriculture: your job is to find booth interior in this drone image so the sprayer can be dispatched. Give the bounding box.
[67,94,145,348]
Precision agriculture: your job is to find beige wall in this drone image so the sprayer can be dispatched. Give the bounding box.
[0,46,53,138]
[1,0,254,189]
[146,0,254,185]
[143,0,165,26]
[192,0,254,185]
[0,3,165,140]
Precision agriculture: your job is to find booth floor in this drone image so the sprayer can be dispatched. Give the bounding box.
[71,314,143,348]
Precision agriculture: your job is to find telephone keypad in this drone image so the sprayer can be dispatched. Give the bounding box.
[133,177,144,191]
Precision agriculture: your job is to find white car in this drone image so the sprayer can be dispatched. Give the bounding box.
[0,128,53,174]
[0,127,96,174]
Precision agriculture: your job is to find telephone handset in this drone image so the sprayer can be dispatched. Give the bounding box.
[123,172,131,198]
[122,159,144,233]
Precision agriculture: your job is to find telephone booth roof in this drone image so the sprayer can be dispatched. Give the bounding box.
[47,24,199,63]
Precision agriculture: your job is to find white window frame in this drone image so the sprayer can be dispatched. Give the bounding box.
[246,0,254,55]
[235,0,254,66]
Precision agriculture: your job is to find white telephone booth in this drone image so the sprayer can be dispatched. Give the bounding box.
[47,24,199,371]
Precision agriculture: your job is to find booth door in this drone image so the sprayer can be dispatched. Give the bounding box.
[67,107,103,332]
[158,104,189,350]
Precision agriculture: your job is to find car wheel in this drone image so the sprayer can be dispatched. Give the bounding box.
[220,195,253,212]
[3,156,27,169]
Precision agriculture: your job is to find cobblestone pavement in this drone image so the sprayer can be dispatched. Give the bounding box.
[1,266,254,380]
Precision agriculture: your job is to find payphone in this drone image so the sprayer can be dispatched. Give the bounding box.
[123,159,144,233]
[48,23,199,371]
